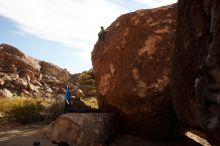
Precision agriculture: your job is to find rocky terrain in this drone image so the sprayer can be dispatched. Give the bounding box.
[0,43,77,98]
[2,0,220,145]
[92,4,177,140]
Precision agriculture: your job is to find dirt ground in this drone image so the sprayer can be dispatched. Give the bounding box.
[0,122,54,146]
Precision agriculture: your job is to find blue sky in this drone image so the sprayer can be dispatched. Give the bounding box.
[0,0,176,74]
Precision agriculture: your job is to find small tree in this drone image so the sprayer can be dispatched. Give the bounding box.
[76,69,96,98]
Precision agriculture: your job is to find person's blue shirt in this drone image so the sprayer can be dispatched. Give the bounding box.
[64,89,71,101]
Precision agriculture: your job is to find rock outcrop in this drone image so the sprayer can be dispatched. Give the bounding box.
[171,0,220,145]
[0,88,13,98]
[0,44,41,79]
[44,113,118,146]
[92,4,177,140]
[40,61,70,82]
[0,43,74,98]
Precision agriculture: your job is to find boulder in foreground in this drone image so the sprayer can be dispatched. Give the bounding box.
[44,113,118,146]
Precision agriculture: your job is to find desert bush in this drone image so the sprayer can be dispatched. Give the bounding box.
[0,97,44,123]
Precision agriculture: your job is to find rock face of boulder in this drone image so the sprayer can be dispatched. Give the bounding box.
[0,44,75,98]
[92,4,177,140]
[44,113,118,146]
[171,0,220,145]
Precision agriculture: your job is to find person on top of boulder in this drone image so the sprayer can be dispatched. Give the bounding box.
[98,26,106,42]
[63,85,72,113]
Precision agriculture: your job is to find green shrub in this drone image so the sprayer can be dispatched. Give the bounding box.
[0,96,67,123]
[76,69,97,98]
[43,97,64,120]
[82,97,99,109]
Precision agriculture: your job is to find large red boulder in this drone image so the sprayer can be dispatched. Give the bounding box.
[92,4,177,140]
[171,0,220,145]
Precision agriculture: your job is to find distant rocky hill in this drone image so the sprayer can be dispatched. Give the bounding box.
[0,43,79,98]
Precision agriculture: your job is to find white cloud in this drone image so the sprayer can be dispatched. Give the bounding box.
[0,0,127,51]
[134,0,177,8]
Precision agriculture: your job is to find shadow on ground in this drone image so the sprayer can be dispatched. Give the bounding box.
[0,122,211,146]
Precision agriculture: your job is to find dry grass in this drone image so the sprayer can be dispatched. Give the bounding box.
[0,96,64,123]
[0,97,45,123]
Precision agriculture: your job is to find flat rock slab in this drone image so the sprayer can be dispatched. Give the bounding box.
[44,113,118,146]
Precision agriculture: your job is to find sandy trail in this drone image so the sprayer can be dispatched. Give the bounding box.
[0,122,53,146]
